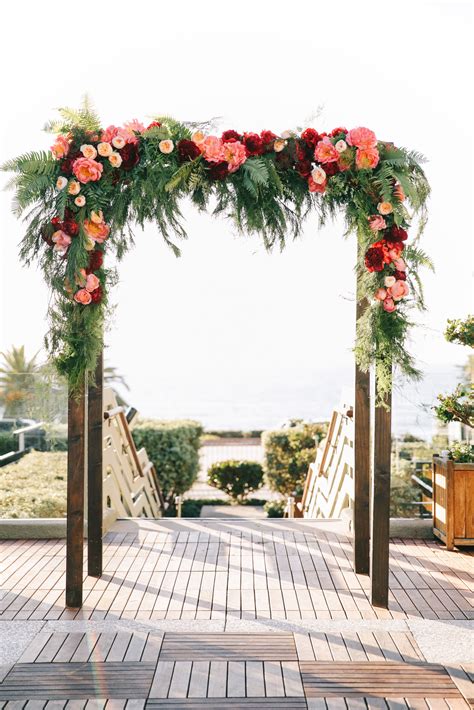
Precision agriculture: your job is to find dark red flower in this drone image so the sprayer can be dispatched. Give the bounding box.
[365,245,386,272]
[275,151,293,169]
[90,285,103,304]
[243,132,264,156]
[387,225,408,243]
[208,161,229,180]
[88,250,104,273]
[295,141,311,161]
[330,126,348,137]
[296,160,312,178]
[260,130,277,145]
[324,162,339,177]
[177,139,201,162]
[119,143,140,170]
[301,128,320,148]
[63,219,79,236]
[394,270,407,281]
[222,130,241,143]
[51,216,61,226]
[146,121,161,130]
[60,150,81,174]
[385,240,405,254]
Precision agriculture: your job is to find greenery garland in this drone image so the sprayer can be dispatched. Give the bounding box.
[2,100,432,402]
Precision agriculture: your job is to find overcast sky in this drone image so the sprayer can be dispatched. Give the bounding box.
[1,0,472,425]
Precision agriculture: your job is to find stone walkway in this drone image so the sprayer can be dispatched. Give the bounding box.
[0,519,473,705]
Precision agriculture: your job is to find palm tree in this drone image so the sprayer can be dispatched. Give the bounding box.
[0,346,40,417]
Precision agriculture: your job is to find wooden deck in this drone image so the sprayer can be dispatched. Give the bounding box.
[1,519,473,705]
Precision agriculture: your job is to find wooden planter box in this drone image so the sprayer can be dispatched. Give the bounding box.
[433,455,474,549]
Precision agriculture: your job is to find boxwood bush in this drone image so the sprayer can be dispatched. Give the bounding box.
[208,459,264,502]
[132,419,203,505]
[0,432,16,456]
[262,422,328,497]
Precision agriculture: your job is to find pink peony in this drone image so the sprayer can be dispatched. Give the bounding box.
[51,135,70,159]
[389,280,410,300]
[52,230,72,253]
[368,215,386,232]
[73,157,103,184]
[101,124,138,145]
[201,136,224,163]
[346,127,377,149]
[222,141,247,173]
[356,147,380,169]
[393,257,406,271]
[124,119,145,134]
[383,297,396,312]
[84,218,110,243]
[85,273,100,292]
[375,288,388,301]
[74,288,92,305]
[314,139,339,163]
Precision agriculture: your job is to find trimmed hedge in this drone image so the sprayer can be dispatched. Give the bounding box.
[208,460,264,502]
[0,432,16,456]
[132,419,203,505]
[263,422,328,497]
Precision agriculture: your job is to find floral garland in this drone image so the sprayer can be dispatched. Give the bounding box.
[2,104,431,400]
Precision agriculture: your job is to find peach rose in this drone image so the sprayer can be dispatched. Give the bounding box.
[389,280,410,300]
[335,139,348,153]
[368,215,386,232]
[201,136,224,163]
[97,142,113,157]
[51,135,70,159]
[383,297,396,313]
[384,276,396,288]
[109,152,123,168]
[274,139,287,152]
[311,166,326,185]
[159,139,174,154]
[393,257,406,271]
[83,218,110,243]
[314,139,339,163]
[346,127,377,149]
[375,288,388,301]
[393,183,406,201]
[81,144,97,159]
[356,147,379,169]
[85,273,100,292]
[56,176,68,190]
[75,195,86,207]
[68,180,81,195]
[73,157,103,184]
[112,135,126,149]
[191,130,206,145]
[222,141,247,173]
[52,230,71,253]
[74,288,92,305]
[378,201,393,215]
[90,210,104,224]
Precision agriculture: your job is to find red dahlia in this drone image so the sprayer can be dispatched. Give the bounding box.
[119,143,140,170]
[63,219,79,236]
[222,130,241,143]
[208,161,229,180]
[296,160,312,178]
[394,270,407,281]
[387,225,408,242]
[365,246,386,272]
[330,126,348,137]
[90,285,103,304]
[323,162,339,177]
[177,139,201,162]
[260,130,277,145]
[243,132,263,156]
[301,128,320,148]
[88,250,104,273]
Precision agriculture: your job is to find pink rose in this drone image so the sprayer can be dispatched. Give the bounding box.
[222,141,247,173]
[85,273,100,292]
[51,135,70,159]
[356,147,380,169]
[73,157,103,184]
[389,280,410,300]
[74,288,92,305]
[383,297,396,313]
[52,230,72,253]
[393,257,406,271]
[368,215,386,232]
[375,288,387,301]
[314,139,339,163]
[201,136,224,163]
[346,127,377,149]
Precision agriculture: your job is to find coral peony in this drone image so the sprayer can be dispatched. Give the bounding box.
[346,127,377,149]
[383,297,396,312]
[74,288,92,305]
[98,142,113,157]
[222,141,247,173]
[73,157,103,184]
[81,144,97,160]
[368,215,386,232]
[314,139,339,163]
[51,135,70,159]
[159,139,174,154]
[56,176,68,190]
[83,218,110,243]
[378,201,393,215]
[311,166,326,184]
[356,147,379,169]
[201,136,224,163]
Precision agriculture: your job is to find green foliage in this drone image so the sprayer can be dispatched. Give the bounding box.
[0,451,67,518]
[263,423,327,497]
[434,383,474,428]
[264,499,286,518]
[0,432,16,456]
[447,441,474,463]
[445,316,474,348]
[131,419,203,504]
[207,459,264,502]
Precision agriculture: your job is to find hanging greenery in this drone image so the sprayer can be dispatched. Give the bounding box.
[2,100,431,401]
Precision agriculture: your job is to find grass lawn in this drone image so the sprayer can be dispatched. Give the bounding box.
[0,451,67,518]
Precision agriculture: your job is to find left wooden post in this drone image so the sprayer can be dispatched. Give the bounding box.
[66,376,87,608]
[87,350,104,577]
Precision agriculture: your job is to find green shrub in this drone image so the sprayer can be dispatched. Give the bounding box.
[132,419,203,504]
[0,451,67,518]
[207,459,264,502]
[263,423,327,497]
[205,430,263,439]
[0,432,16,456]
[264,499,285,518]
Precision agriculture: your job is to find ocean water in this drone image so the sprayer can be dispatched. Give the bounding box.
[134,364,461,441]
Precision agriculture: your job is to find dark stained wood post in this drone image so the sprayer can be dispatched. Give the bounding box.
[87,349,104,577]
[353,294,371,575]
[370,363,392,608]
[66,377,87,608]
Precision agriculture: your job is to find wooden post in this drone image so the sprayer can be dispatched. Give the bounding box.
[353,295,371,575]
[66,377,87,608]
[370,364,392,608]
[87,350,104,577]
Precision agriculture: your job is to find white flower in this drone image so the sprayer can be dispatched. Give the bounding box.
[159,139,174,154]
[311,166,326,184]
[56,176,68,190]
[335,139,348,153]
